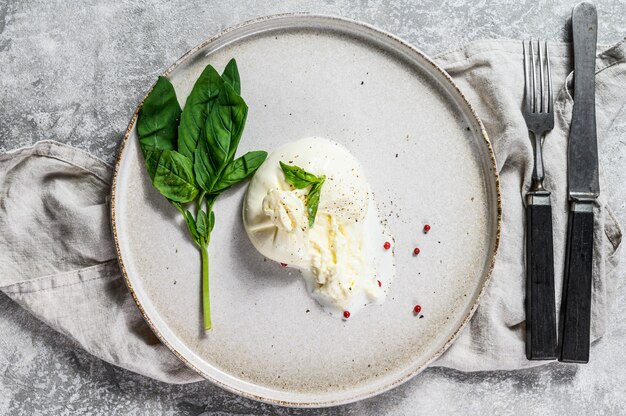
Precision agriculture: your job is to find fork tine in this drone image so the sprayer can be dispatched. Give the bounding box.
[528,39,537,113]
[546,41,553,114]
[523,41,531,112]
[538,39,545,112]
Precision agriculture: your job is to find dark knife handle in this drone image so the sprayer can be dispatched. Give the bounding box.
[525,195,557,360]
[559,202,594,363]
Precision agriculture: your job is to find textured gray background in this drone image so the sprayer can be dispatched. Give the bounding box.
[1,0,625,414]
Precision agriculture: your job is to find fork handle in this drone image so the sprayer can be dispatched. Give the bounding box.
[525,193,557,360]
[530,133,547,193]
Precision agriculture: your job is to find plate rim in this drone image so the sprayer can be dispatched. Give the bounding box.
[110,12,502,408]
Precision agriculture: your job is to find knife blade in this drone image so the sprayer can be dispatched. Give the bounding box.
[568,2,599,201]
[559,1,598,364]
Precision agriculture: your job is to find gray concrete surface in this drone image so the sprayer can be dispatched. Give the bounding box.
[1,0,625,414]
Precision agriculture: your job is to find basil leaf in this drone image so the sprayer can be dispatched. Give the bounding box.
[279,162,325,227]
[204,81,248,179]
[193,80,248,194]
[209,211,215,232]
[222,59,241,95]
[137,76,181,151]
[193,140,219,194]
[177,65,222,163]
[306,178,325,227]
[212,150,267,193]
[183,209,199,241]
[196,209,209,241]
[279,162,320,189]
[142,148,164,181]
[137,76,181,179]
[152,150,199,203]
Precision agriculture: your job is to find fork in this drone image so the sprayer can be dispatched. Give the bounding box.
[522,39,557,360]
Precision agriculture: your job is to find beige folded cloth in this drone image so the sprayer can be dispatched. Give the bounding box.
[0,40,623,383]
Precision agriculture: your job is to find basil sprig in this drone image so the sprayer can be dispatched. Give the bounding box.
[279,162,326,227]
[137,59,267,330]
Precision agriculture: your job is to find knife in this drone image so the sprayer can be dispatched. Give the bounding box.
[559,1,598,363]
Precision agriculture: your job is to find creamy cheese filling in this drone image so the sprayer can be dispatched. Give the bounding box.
[243,137,394,316]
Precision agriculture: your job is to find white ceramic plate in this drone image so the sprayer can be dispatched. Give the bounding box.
[111,14,500,407]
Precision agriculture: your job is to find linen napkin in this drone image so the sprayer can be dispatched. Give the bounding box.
[0,39,624,383]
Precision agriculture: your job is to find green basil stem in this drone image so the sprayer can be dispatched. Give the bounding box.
[201,242,211,330]
[201,196,216,330]
[197,190,206,207]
